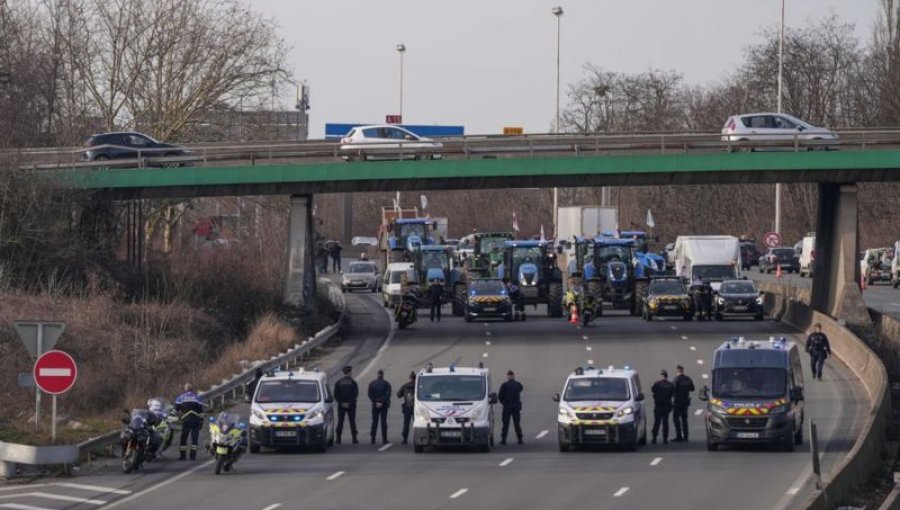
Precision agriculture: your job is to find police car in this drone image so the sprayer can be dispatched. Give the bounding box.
[248,369,335,453]
[554,366,647,451]
[413,364,497,452]
[464,278,513,322]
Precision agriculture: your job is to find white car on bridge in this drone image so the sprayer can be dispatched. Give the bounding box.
[339,125,443,162]
[721,113,839,150]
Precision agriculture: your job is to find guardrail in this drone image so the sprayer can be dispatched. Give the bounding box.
[12,128,900,171]
[1,278,345,475]
[758,281,890,510]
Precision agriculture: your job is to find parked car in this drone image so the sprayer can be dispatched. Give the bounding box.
[339,125,443,162]
[82,132,190,165]
[721,113,839,150]
[739,242,762,270]
[758,247,800,274]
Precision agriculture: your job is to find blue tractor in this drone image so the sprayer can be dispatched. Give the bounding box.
[385,218,436,264]
[577,237,647,316]
[497,240,564,317]
[600,231,666,278]
[414,245,463,310]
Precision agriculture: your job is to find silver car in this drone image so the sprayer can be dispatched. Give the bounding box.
[721,113,838,150]
[341,261,381,293]
[339,125,443,162]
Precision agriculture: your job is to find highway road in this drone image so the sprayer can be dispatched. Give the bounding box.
[0,293,866,510]
[749,270,900,318]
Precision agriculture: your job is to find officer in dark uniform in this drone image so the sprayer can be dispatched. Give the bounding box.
[397,372,416,445]
[651,369,675,444]
[368,369,392,444]
[333,365,359,444]
[672,365,695,442]
[174,383,205,460]
[498,370,524,445]
[428,279,445,322]
[805,323,832,380]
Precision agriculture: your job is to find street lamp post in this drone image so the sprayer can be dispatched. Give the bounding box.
[775,0,785,235]
[552,6,563,237]
[397,44,406,119]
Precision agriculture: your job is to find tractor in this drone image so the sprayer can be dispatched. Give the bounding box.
[603,230,667,278]
[577,237,647,316]
[383,218,437,265]
[414,245,463,310]
[458,232,514,278]
[495,240,564,318]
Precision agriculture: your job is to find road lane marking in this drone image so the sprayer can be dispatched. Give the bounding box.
[0,504,56,510]
[695,409,704,416]
[262,505,282,510]
[650,457,662,466]
[690,346,697,351]
[702,373,709,379]
[53,483,131,495]
[613,487,630,497]
[485,341,491,346]
[536,430,548,439]
[486,331,492,336]
[696,359,704,365]
[670,326,677,330]
[378,443,393,452]
[450,489,468,499]
[102,460,213,509]
[0,487,49,493]
[681,336,689,340]
[586,346,592,351]
[327,471,345,481]
[0,494,104,505]
[582,335,588,340]
[587,359,594,365]
[359,301,398,379]
[482,352,489,358]
[786,487,800,495]
[499,458,514,467]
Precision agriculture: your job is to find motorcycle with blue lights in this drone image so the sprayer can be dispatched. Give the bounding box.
[207,412,248,475]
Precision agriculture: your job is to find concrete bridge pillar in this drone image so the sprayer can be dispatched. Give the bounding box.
[283,195,317,308]
[810,183,870,326]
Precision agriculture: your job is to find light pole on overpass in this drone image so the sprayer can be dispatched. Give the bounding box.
[775,0,785,236]
[552,5,563,238]
[397,43,406,119]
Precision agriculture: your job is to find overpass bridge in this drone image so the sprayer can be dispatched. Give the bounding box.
[29,130,900,324]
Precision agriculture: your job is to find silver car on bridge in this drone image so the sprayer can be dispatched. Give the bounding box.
[721,113,838,150]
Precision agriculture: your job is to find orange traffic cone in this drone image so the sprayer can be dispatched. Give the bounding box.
[775,263,782,278]
[569,306,579,324]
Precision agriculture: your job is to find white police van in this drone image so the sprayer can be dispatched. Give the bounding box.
[248,369,335,453]
[554,366,648,451]
[412,365,497,452]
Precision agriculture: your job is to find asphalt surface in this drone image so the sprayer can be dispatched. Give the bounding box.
[0,293,866,510]
[749,269,900,318]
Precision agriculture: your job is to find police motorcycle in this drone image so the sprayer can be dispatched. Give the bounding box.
[395,290,419,329]
[580,293,599,327]
[689,281,712,321]
[207,412,248,475]
[147,397,177,455]
[120,408,163,473]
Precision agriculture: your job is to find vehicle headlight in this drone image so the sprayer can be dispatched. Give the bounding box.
[415,407,431,421]
[648,298,659,308]
[709,403,728,415]
[251,409,267,422]
[469,406,489,421]
[305,409,324,422]
[756,296,764,305]
[616,406,634,418]
[717,297,725,305]
[558,407,575,420]
[770,405,788,414]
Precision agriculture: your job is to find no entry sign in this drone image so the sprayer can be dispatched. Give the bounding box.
[764,231,782,247]
[33,350,77,395]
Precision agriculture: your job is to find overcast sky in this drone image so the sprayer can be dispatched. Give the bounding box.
[254,0,877,138]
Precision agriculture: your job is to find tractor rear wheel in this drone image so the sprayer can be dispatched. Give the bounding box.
[453,284,467,317]
[631,279,648,316]
[548,281,563,318]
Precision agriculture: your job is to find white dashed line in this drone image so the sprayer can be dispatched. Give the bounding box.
[681,336,689,340]
[613,487,630,497]
[486,331,492,336]
[482,352,489,358]
[327,471,345,481]
[689,346,697,351]
[582,335,588,340]
[586,346,592,351]
[262,505,282,510]
[450,489,469,499]
[499,457,514,467]
[694,409,704,416]
[485,341,491,346]
[786,487,800,495]
[702,374,709,379]
[378,443,393,452]
[670,326,677,330]
[0,494,105,506]
[587,359,594,365]
[100,460,214,509]
[650,457,663,466]
[536,430,548,439]
[696,359,704,365]
[53,483,131,495]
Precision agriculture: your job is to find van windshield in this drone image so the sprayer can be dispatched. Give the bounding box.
[389,270,407,284]
[712,368,786,399]
[564,377,630,402]
[255,380,320,403]
[417,375,486,401]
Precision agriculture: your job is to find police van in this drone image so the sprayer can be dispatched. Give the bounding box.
[553,366,647,451]
[248,369,335,453]
[412,365,496,453]
[700,337,804,451]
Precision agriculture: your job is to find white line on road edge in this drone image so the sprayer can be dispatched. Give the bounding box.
[650,457,662,466]
[786,487,800,495]
[694,409,704,416]
[0,493,105,505]
[327,471,345,481]
[262,504,283,510]
[360,300,398,379]
[101,460,213,509]
[379,443,393,452]
[613,487,630,497]
[0,486,49,493]
[53,483,131,495]
[449,489,468,499]
[690,346,697,351]
[535,430,548,439]
[499,458,514,467]
[0,504,56,510]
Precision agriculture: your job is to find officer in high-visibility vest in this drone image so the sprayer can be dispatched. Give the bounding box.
[174,383,205,460]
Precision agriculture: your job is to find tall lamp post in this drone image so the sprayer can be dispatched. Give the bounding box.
[775,0,785,235]
[397,44,406,119]
[552,6,563,237]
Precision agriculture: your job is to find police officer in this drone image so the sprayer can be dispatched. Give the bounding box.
[174,383,204,460]
[368,369,392,444]
[651,370,675,444]
[672,365,695,442]
[498,370,524,445]
[333,365,359,444]
[806,323,832,380]
[428,278,445,323]
[397,372,416,445]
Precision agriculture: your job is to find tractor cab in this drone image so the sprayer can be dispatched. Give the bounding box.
[387,218,436,260]
[461,232,514,277]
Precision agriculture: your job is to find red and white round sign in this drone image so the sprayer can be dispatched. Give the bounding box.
[33,350,78,395]
[764,231,782,248]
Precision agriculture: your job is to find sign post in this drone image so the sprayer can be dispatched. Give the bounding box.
[33,350,78,444]
[15,321,65,430]
[764,231,782,248]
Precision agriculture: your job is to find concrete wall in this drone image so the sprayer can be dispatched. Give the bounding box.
[760,281,891,510]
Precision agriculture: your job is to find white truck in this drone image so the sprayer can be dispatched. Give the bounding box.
[799,233,816,277]
[557,206,617,244]
[673,235,741,291]
[892,241,900,288]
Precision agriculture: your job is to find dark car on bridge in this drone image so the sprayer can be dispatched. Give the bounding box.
[714,279,764,321]
[758,247,799,274]
[81,131,191,166]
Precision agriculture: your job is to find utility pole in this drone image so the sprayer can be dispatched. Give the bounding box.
[775,0,785,235]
